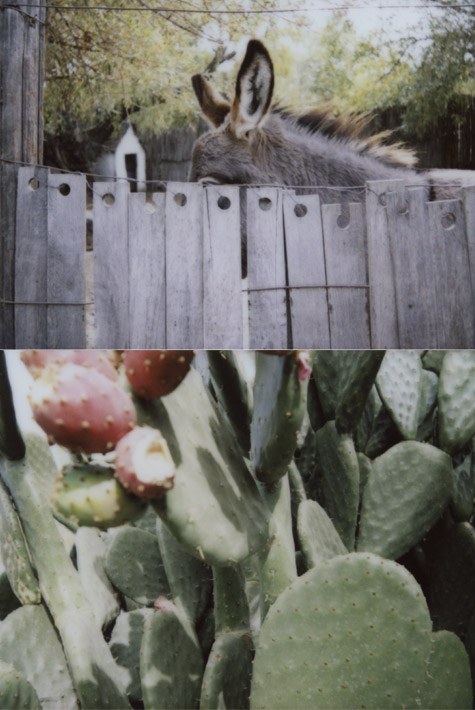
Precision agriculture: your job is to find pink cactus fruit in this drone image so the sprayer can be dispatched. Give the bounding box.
[114,426,175,499]
[21,349,119,382]
[123,350,194,399]
[29,363,137,453]
[296,350,312,382]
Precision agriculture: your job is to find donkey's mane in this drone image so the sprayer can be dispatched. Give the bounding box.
[274,103,418,169]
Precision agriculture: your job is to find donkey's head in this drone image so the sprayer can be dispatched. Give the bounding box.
[190,40,419,191]
[190,40,282,185]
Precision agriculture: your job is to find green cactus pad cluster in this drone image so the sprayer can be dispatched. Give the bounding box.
[0,349,474,710]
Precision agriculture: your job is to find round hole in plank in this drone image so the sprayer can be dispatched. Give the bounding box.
[294,204,307,218]
[441,212,456,229]
[337,204,350,229]
[378,193,387,207]
[174,193,187,207]
[28,178,40,191]
[103,193,115,207]
[58,183,71,196]
[217,196,231,210]
[259,197,272,211]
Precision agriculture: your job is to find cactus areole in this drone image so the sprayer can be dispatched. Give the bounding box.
[114,426,176,499]
[29,363,136,453]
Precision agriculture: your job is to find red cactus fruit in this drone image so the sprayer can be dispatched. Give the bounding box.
[21,349,119,382]
[124,350,194,399]
[29,363,136,453]
[114,426,175,499]
[296,350,312,382]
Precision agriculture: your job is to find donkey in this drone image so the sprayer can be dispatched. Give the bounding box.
[190,39,473,202]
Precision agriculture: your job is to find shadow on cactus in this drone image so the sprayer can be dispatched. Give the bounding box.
[0,348,473,709]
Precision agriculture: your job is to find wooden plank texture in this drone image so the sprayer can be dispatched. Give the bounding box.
[322,201,370,348]
[385,189,439,348]
[427,198,475,347]
[203,185,243,348]
[47,172,87,347]
[246,187,287,348]
[283,192,330,348]
[14,166,49,347]
[165,182,204,348]
[93,181,130,348]
[463,186,475,294]
[365,179,406,348]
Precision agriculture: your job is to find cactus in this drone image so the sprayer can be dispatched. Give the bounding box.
[0,348,473,710]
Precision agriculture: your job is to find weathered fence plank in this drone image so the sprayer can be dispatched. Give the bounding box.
[203,185,243,348]
[128,191,166,347]
[46,173,86,347]
[427,198,475,347]
[463,186,475,290]
[283,192,330,348]
[322,202,369,348]
[15,167,49,348]
[247,187,287,349]
[385,188,439,348]
[165,182,204,348]
[93,181,130,348]
[366,179,406,348]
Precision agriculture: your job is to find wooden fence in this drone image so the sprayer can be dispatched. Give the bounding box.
[10,165,475,349]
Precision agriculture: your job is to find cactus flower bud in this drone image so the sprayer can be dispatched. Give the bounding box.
[114,426,175,499]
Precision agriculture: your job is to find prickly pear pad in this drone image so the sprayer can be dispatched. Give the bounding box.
[439,350,475,455]
[376,350,422,440]
[250,553,432,710]
[421,630,472,709]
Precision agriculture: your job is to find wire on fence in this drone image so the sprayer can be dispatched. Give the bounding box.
[4,2,475,11]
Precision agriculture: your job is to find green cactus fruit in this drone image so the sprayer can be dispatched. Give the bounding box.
[297,499,347,569]
[356,453,372,503]
[140,600,203,710]
[358,442,453,560]
[200,633,253,710]
[156,518,211,624]
[250,552,432,710]
[0,477,41,605]
[421,630,472,709]
[311,351,341,420]
[105,527,170,606]
[450,448,475,521]
[365,404,402,459]
[21,349,119,381]
[0,605,77,710]
[52,462,146,528]
[425,521,475,637]
[0,661,42,710]
[315,421,359,550]
[124,350,194,399]
[335,351,384,434]
[207,350,252,454]
[258,475,297,615]
[0,572,21,620]
[109,608,155,703]
[376,350,423,440]
[75,526,120,629]
[135,367,270,567]
[416,369,438,441]
[251,352,308,485]
[438,351,475,455]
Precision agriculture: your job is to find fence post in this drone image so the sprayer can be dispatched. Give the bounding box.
[0,0,46,347]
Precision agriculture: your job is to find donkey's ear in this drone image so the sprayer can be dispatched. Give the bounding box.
[191,74,230,128]
[230,39,274,139]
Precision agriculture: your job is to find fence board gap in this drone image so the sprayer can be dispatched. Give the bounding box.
[128,191,166,348]
[14,166,49,348]
[322,202,369,348]
[283,192,330,348]
[47,172,87,348]
[165,182,204,348]
[247,187,287,348]
[427,198,475,347]
[203,185,243,348]
[385,189,439,348]
[93,181,130,348]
